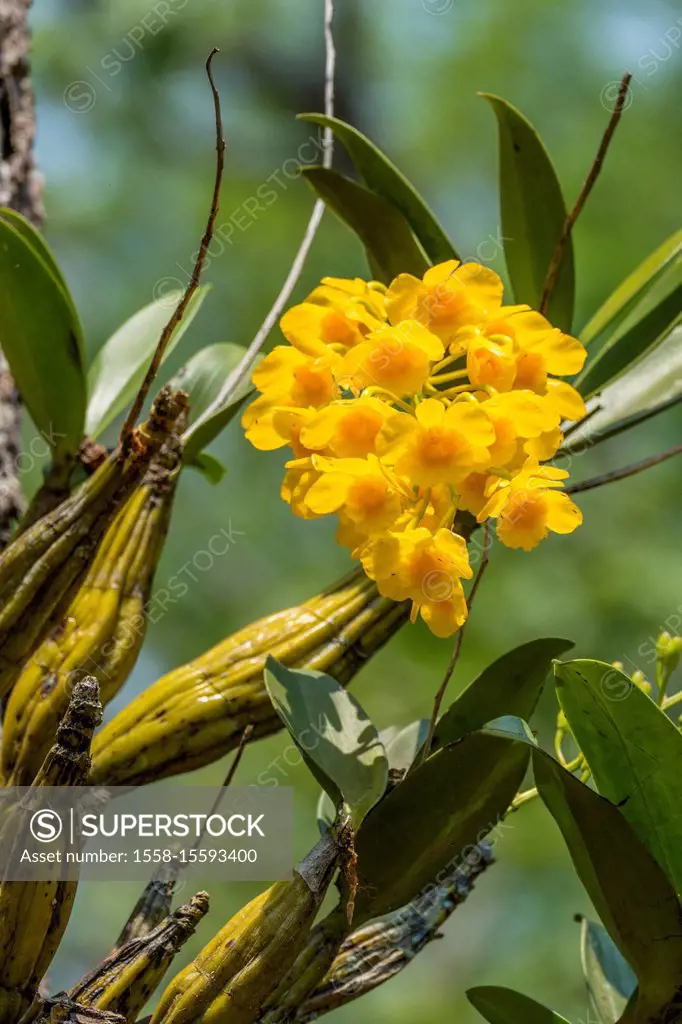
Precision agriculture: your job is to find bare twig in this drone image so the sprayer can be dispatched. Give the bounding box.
[420,523,492,765]
[185,0,336,443]
[188,724,253,853]
[540,71,632,317]
[119,48,226,448]
[566,442,682,495]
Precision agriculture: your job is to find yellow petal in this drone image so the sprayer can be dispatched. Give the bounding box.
[377,411,418,462]
[385,273,423,324]
[545,379,587,421]
[415,398,446,429]
[252,346,306,392]
[434,528,474,579]
[452,262,504,312]
[446,400,496,446]
[545,491,583,535]
[304,473,352,515]
[422,260,461,289]
[420,590,468,637]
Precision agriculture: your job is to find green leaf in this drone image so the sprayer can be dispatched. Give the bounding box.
[316,789,336,834]
[481,94,574,332]
[169,342,253,462]
[0,216,86,454]
[581,229,682,345]
[302,166,429,284]
[86,285,210,438]
[385,719,430,772]
[300,113,457,263]
[0,208,73,303]
[190,451,226,485]
[533,748,682,1009]
[576,252,682,397]
[429,638,573,754]
[555,659,682,896]
[565,321,682,453]
[264,657,388,829]
[580,918,636,1024]
[353,728,530,923]
[467,986,572,1024]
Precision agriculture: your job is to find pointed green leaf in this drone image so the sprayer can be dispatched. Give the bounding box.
[264,657,388,829]
[0,208,73,303]
[385,719,430,772]
[353,729,530,923]
[467,986,572,1024]
[190,451,226,484]
[429,638,573,754]
[481,94,574,331]
[565,321,682,453]
[86,284,210,438]
[580,918,636,1023]
[576,252,682,397]
[302,166,429,283]
[316,788,336,834]
[555,659,682,895]
[581,229,682,345]
[533,748,682,1006]
[168,341,253,462]
[300,113,457,263]
[0,216,86,454]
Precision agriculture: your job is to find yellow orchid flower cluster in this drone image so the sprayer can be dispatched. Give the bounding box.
[243,260,586,638]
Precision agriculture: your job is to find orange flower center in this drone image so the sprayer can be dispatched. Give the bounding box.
[322,310,358,347]
[348,476,389,514]
[416,426,467,466]
[503,491,548,531]
[338,408,384,455]
[292,363,335,407]
[514,352,547,392]
[427,282,469,325]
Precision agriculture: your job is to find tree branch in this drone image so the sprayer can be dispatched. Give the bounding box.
[0,0,43,545]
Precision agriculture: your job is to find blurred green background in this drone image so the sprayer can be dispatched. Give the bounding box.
[26,0,681,1019]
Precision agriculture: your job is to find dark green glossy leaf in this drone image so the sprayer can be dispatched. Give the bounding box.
[300,113,457,263]
[481,94,574,332]
[168,341,253,462]
[429,638,573,754]
[565,321,682,453]
[264,657,388,829]
[354,729,530,923]
[467,986,572,1024]
[302,166,429,284]
[581,229,682,345]
[533,748,682,1010]
[555,659,682,895]
[0,208,72,303]
[0,216,86,454]
[576,252,682,398]
[86,284,210,438]
[580,918,636,1023]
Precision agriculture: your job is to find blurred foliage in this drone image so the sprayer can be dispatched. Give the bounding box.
[28,0,682,1019]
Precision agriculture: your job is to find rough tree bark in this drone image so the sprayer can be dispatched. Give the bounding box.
[0,0,42,546]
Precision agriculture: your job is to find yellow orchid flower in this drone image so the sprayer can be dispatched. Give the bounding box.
[341,321,444,396]
[304,454,405,535]
[478,460,582,551]
[299,395,393,458]
[378,397,495,487]
[386,260,505,344]
[363,526,473,638]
